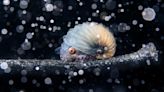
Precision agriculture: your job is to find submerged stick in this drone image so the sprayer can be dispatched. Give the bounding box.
[0,42,158,75]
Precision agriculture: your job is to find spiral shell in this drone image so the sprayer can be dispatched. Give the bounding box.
[60,22,116,61]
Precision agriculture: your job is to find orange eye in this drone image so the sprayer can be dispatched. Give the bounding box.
[68,47,76,54]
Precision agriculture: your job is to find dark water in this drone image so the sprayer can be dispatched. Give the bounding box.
[0,0,163,92]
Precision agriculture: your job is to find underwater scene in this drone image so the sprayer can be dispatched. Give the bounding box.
[0,0,163,92]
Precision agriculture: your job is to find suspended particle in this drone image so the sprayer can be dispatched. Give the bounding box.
[142,8,156,21]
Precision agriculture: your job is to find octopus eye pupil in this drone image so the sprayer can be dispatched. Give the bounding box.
[69,47,76,54]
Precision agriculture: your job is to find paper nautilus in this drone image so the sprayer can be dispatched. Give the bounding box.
[58,22,116,62]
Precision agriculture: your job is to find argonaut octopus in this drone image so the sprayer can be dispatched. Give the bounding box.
[56,22,116,62]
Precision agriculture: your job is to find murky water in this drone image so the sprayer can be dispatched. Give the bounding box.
[0,0,163,92]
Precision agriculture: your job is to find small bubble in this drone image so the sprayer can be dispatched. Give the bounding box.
[78,69,84,75]
[68,6,73,10]
[3,0,10,5]
[9,79,14,85]
[0,62,8,70]
[45,3,54,12]
[139,24,143,28]
[1,28,8,35]
[62,80,66,84]
[44,77,52,85]
[26,32,33,39]
[89,89,94,92]
[35,66,40,70]
[155,27,160,32]
[17,48,25,55]
[105,0,116,10]
[50,19,54,23]
[19,0,28,9]
[91,3,97,9]
[132,20,138,25]
[138,5,143,10]
[142,8,156,21]
[21,40,31,50]
[107,78,112,83]
[120,9,124,12]
[79,2,83,6]
[128,85,132,89]
[21,77,28,83]
[4,67,11,73]
[146,59,151,66]
[21,70,27,75]
[16,25,24,33]
[48,43,53,48]
[93,68,101,76]
[73,72,78,76]
[32,79,37,84]
[79,79,84,84]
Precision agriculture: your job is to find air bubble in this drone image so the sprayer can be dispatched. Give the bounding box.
[0,62,8,70]
[1,28,8,35]
[142,8,156,21]
[44,77,52,85]
[45,4,54,12]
